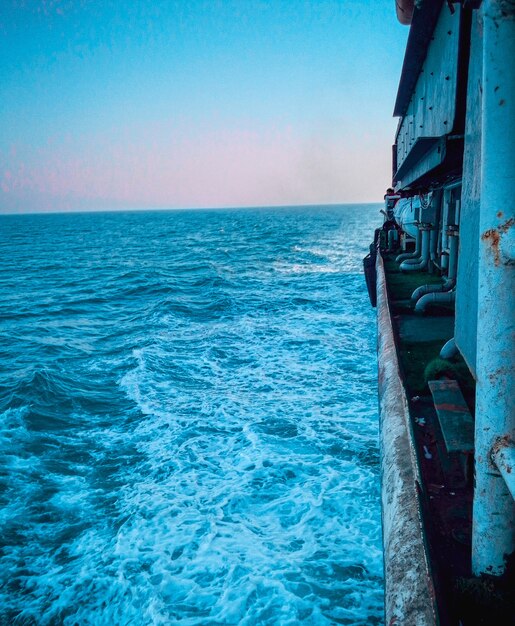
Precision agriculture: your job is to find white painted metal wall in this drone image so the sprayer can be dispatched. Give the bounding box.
[396,6,461,171]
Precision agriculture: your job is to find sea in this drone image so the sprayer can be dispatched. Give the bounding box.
[0,205,383,626]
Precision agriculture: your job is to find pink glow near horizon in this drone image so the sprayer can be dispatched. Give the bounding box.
[1,120,393,212]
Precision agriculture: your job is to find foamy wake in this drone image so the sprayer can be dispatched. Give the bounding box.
[0,205,383,625]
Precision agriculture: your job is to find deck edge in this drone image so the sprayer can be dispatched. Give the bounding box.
[376,252,439,626]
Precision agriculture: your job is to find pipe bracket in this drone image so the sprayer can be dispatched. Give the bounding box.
[491,438,515,501]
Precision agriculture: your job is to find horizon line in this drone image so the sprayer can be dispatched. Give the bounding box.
[0,201,383,217]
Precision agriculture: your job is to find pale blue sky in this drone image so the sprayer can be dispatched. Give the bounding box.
[0,1,408,213]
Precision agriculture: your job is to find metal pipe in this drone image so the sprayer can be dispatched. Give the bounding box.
[400,225,430,271]
[396,227,421,263]
[429,226,440,269]
[411,275,456,302]
[414,289,455,314]
[411,281,448,302]
[472,0,515,578]
[440,250,449,272]
[440,338,458,361]
[401,255,424,265]
[387,228,398,251]
[403,230,429,264]
[455,199,461,228]
[447,227,459,282]
[413,226,459,299]
[411,224,451,300]
[440,194,450,271]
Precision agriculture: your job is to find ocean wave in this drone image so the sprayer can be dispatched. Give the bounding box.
[0,205,383,625]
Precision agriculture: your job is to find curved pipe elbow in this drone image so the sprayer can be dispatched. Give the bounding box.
[411,278,456,301]
[396,228,422,263]
[401,255,423,265]
[411,283,445,301]
[400,257,429,272]
[396,251,418,263]
[440,338,459,360]
[401,228,430,272]
[415,290,456,314]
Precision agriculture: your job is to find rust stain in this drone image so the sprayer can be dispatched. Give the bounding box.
[481,217,515,265]
[498,218,514,234]
[497,211,504,218]
[481,228,500,264]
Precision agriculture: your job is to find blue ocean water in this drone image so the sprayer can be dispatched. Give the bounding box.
[0,205,383,626]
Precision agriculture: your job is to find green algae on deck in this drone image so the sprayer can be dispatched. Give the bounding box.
[397,338,475,404]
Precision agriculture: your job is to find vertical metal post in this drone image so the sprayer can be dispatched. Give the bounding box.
[447,227,459,282]
[441,191,450,271]
[472,0,515,577]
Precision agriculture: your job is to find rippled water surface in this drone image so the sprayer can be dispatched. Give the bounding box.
[0,205,383,625]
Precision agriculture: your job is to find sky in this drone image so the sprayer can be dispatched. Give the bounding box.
[0,0,409,213]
